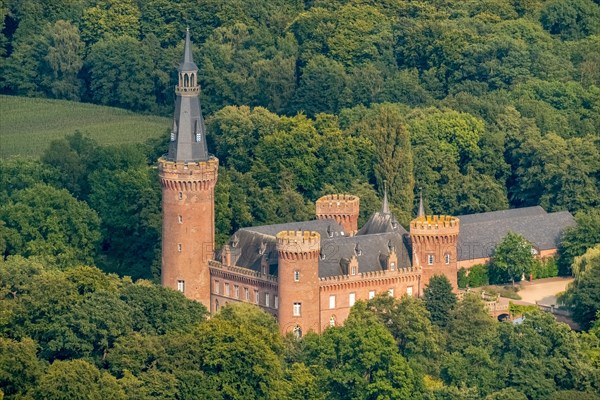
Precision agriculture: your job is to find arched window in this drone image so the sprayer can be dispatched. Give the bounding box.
[329,316,336,327]
[294,324,302,338]
[184,73,189,87]
[191,73,195,87]
[215,299,219,312]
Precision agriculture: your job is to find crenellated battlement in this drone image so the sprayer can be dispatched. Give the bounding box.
[276,231,320,259]
[316,194,360,215]
[319,266,419,282]
[316,194,360,235]
[158,156,219,191]
[410,215,459,232]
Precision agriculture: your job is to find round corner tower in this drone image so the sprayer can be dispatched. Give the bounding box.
[410,215,460,293]
[315,194,360,236]
[158,29,218,308]
[276,230,321,336]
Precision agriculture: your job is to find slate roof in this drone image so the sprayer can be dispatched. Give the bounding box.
[319,232,412,278]
[222,217,412,278]
[457,208,575,261]
[356,212,405,236]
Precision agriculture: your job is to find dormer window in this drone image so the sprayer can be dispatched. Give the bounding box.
[390,262,396,271]
[351,265,357,276]
[196,133,202,142]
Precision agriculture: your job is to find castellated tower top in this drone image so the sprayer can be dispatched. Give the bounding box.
[316,194,360,215]
[315,194,360,236]
[410,215,460,235]
[167,29,209,163]
[276,231,321,258]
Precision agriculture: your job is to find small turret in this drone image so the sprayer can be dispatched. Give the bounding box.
[410,214,460,292]
[276,231,321,336]
[316,194,360,236]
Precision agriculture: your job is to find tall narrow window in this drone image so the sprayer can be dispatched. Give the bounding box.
[293,302,302,316]
[445,253,450,264]
[234,285,240,299]
[369,290,376,299]
[349,292,356,307]
[244,287,249,301]
[254,290,259,304]
[170,132,176,141]
[265,293,270,307]
[293,270,300,282]
[177,280,185,293]
[427,254,434,265]
[225,283,230,297]
[178,192,183,200]
[274,295,279,309]
[178,215,183,224]
[214,280,220,294]
[406,286,413,297]
[329,295,336,309]
[177,244,182,252]
[351,266,357,275]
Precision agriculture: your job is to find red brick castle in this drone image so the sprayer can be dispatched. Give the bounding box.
[159,32,574,335]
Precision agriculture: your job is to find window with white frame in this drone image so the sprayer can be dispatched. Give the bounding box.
[293,302,301,316]
[225,283,230,296]
[390,262,395,271]
[177,280,185,293]
[349,292,356,307]
[244,287,249,301]
[445,253,450,264]
[388,288,394,297]
[234,285,240,299]
[177,243,182,252]
[293,270,300,282]
[406,286,413,297]
[369,290,376,299]
[351,266,357,275]
[214,280,220,294]
[427,254,434,265]
[178,215,183,224]
[265,293,270,307]
[254,290,259,304]
[274,295,279,309]
[329,295,336,309]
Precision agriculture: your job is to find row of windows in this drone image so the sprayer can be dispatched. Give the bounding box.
[292,287,414,317]
[427,254,452,265]
[214,280,278,309]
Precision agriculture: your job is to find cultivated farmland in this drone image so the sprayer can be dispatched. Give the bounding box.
[0,95,170,158]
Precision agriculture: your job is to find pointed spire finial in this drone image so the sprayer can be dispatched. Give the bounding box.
[181,28,195,69]
[418,187,425,217]
[382,180,390,214]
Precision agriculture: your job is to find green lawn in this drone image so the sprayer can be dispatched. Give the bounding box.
[0,95,170,158]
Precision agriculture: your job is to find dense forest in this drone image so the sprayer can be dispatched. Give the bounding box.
[1,260,600,400]
[1,1,600,398]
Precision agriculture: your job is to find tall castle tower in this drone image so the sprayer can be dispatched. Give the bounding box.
[158,29,218,308]
[410,196,459,292]
[315,194,360,236]
[276,230,321,336]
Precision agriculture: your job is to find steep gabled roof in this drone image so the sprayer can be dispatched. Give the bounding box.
[457,208,574,261]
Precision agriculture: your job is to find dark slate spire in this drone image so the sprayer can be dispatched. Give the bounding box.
[418,189,425,217]
[167,29,209,162]
[382,180,390,214]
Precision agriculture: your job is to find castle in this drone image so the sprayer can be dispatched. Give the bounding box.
[158,32,575,335]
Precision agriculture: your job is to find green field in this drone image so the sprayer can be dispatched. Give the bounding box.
[0,95,170,158]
